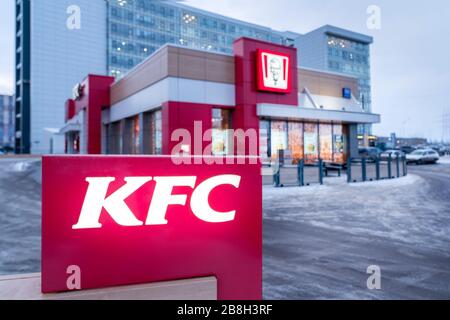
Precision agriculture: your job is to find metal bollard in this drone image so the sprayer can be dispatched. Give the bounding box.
[404,156,408,176]
[388,153,392,179]
[362,157,367,182]
[376,157,380,180]
[319,159,324,185]
[396,154,400,178]
[297,159,304,186]
[347,157,352,183]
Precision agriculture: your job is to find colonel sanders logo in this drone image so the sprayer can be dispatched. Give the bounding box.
[258,50,291,93]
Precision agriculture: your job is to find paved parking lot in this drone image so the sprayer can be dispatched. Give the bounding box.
[263,160,450,299]
[1,157,450,299]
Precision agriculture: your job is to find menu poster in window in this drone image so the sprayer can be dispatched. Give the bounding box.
[304,132,318,155]
[334,134,344,153]
[212,130,229,155]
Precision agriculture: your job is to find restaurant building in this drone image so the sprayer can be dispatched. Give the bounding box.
[61,37,380,164]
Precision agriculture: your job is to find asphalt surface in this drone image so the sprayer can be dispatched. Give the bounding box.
[0,158,41,275]
[0,157,449,299]
[263,161,450,299]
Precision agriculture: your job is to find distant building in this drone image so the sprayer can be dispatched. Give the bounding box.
[295,25,374,144]
[0,95,14,150]
[61,39,380,164]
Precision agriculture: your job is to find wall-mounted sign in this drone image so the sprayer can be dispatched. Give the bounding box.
[342,87,352,99]
[257,49,291,93]
[42,156,262,299]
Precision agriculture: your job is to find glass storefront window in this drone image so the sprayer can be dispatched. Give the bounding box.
[270,121,287,160]
[108,121,121,154]
[288,122,303,164]
[142,109,162,155]
[212,108,232,155]
[319,124,333,162]
[259,121,349,165]
[122,115,140,154]
[132,115,140,154]
[333,124,347,164]
[304,123,318,163]
[151,110,162,155]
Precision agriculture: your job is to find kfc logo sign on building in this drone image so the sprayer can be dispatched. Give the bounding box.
[42,156,262,299]
[257,49,291,93]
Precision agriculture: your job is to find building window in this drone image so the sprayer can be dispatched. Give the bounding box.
[319,124,333,162]
[211,108,232,155]
[108,121,122,154]
[288,122,303,164]
[143,110,162,155]
[132,115,140,154]
[333,124,347,164]
[122,115,140,154]
[270,121,287,160]
[304,123,318,163]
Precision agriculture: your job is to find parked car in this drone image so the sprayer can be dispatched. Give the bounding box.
[380,150,405,160]
[358,147,381,161]
[400,145,416,154]
[406,149,439,164]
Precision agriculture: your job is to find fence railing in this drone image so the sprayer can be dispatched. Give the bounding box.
[270,153,408,187]
[273,159,324,187]
[347,154,407,183]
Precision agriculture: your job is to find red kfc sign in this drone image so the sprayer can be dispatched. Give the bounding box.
[257,49,292,93]
[42,156,262,299]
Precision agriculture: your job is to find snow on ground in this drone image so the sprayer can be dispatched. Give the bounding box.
[263,174,448,248]
[0,158,42,275]
[438,156,450,164]
[263,169,450,299]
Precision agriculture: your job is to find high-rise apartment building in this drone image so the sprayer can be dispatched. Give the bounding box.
[295,25,373,144]
[15,0,107,154]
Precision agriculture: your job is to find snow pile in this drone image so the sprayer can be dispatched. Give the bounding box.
[11,162,31,172]
[438,156,450,164]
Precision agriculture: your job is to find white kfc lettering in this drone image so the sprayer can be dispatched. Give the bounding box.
[190,175,240,223]
[73,177,151,229]
[72,175,241,229]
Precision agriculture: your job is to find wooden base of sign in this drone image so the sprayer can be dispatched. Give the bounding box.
[0,273,217,300]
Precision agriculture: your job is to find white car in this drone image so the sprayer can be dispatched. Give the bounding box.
[406,149,439,164]
[380,150,404,160]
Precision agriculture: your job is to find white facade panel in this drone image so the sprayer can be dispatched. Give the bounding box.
[257,103,380,124]
[109,77,235,123]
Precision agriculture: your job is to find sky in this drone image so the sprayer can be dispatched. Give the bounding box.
[1,0,449,141]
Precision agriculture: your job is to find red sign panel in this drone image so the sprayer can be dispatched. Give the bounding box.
[42,156,262,299]
[256,49,292,93]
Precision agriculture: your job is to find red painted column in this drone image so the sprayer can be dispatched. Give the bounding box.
[86,75,115,154]
[162,101,213,156]
[233,37,299,155]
